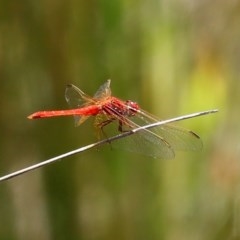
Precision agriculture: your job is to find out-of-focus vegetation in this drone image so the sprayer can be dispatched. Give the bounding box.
[0,1,239,239]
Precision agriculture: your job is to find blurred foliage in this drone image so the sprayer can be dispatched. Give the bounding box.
[0,0,240,240]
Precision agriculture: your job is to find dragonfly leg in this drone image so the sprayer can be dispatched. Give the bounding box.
[97,118,117,150]
[118,121,124,132]
[118,120,131,132]
[94,117,116,145]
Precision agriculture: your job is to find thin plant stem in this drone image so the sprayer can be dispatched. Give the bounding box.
[0,109,218,182]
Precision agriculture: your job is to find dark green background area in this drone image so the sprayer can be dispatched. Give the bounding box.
[0,1,239,239]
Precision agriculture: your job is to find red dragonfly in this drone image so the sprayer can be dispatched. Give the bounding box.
[28,80,202,158]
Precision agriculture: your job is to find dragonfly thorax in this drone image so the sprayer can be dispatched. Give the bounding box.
[103,98,139,118]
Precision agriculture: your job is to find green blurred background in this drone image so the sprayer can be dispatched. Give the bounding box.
[0,0,239,239]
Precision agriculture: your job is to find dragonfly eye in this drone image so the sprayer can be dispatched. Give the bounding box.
[125,100,139,116]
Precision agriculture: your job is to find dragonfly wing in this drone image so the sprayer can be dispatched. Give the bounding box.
[65,84,94,126]
[93,80,111,99]
[102,103,202,157]
[135,110,203,151]
[65,84,93,107]
[112,129,175,159]
[74,116,90,127]
[111,116,202,158]
[152,125,202,151]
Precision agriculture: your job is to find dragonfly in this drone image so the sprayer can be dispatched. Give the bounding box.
[28,80,203,159]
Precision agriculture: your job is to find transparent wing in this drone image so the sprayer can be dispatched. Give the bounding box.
[135,109,203,151]
[100,102,202,159]
[112,128,175,159]
[93,79,111,99]
[65,81,112,126]
[65,84,94,126]
[65,84,94,108]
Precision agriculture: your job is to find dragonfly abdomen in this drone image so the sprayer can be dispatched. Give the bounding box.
[28,105,101,119]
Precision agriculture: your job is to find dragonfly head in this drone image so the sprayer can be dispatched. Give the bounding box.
[125,100,140,116]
